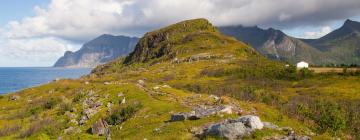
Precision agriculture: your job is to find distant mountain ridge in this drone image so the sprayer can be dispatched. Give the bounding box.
[54,34,139,68]
[219,19,360,65]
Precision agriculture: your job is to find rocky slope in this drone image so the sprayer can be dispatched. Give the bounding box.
[306,19,360,65]
[219,19,360,65]
[219,26,334,65]
[0,19,359,140]
[54,34,139,68]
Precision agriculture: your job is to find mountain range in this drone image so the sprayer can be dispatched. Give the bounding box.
[54,19,360,68]
[54,34,139,68]
[219,19,360,65]
[1,18,360,139]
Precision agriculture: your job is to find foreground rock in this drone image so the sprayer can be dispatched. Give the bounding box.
[170,105,238,122]
[236,115,264,130]
[92,119,110,136]
[198,115,264,139]
[205,121,251,139]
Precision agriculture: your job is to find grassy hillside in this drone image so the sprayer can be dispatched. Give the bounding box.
[0,19,359,140]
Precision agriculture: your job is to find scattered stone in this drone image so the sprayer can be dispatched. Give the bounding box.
[121,97,126,104]
[219,105,233,114]
[138,80,145,86]
[187,111,201,120]
[10,95,20,101]
[209,95,220,102]
[79,115,88,125]
[64,126,81,134]
[84,108,98,118]
[107,102,112,112]
[118,93,124,97]
[162,85,171,88]
[204,120,251,140]
[236,115,264,130]
[153,86,160,90]
[65,112,77,119]
[170,113,187,122]
[263,122,279,129]
[92,119,109,136]
[70,119,78,125]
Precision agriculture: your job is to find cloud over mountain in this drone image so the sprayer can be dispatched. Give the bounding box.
[1,0,360,66]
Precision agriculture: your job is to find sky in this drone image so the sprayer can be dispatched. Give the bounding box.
[0,0,360,67]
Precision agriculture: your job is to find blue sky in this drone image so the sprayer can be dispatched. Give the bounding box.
[0,0,50,26]
[0,0,360,67]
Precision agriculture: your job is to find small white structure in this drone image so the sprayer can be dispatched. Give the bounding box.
[297,61,309,69]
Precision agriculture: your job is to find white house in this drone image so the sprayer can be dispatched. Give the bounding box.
[297,61,309,69]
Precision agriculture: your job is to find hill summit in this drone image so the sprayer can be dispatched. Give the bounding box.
[123,18,259,65]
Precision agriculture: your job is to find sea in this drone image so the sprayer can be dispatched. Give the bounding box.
[0,67,92,94]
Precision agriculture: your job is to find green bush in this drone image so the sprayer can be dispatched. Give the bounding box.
[315,101,346,135]
[72,93,85,102]
[44,98,58,109]
[106,103,143,125]
[59,102,73,115]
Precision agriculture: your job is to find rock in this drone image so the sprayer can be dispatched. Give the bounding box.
[162,85,171,88]
[204,121,250,140]
[295,135,311,140]
[187,111,201,120]
[84,108,98,118]
[209,95,220,102]
[92,119,109,136]
[118,93,124,97]
[10,95,20,101]
[104,82,110,85]
[85,81,90,85]
[64,127,81,134]
[236,115,264,130]
[170,113,187,122]
[263,122,279,129]
[153,86,160,90]
[138,80,145,86]
[121,97,126,104]
[79,115,88,125]
[220,105,233,114]
[107,102,112,112]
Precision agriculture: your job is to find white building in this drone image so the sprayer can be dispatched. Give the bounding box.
[297,61,309,69]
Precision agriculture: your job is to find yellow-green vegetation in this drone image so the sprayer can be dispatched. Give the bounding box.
[0,18,359,140]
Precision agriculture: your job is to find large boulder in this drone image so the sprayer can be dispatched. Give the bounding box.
[92,119,109,136]
[236,115,264,130]
[170,113,187,122]
[205,121,251,140]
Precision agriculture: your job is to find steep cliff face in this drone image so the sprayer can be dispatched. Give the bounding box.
[219,26,334,65]
[123,18,224,64]
[54,34,139,68]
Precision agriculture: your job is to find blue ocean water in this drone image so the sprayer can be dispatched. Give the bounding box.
[0,67,92,94]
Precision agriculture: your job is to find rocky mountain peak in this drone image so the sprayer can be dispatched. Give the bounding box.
[343,19,360,31]
[124,18,219,64]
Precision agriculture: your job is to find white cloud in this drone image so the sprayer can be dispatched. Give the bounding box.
[303,26,332,39]
[0,37,78,66]
[1,0,360,66]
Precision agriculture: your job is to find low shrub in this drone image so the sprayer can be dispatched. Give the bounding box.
[72,93,85,103]
[43,98,59,109]
[106,103,143,125]
[0,124,21,137]
[19,118,53,138]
